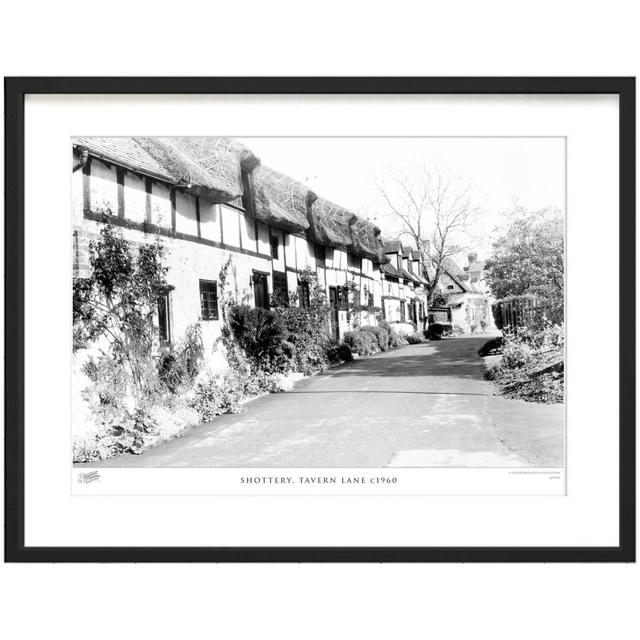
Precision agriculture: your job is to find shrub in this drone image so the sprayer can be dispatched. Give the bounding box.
[227,304,295,373]
[360,325,390,351]
[74,405,159,461]
[484,360,501,381]
[272,268,333,375]
[82,353,129,408]
[388,328,408,348]
[73,222,170,398]
[326,342,353,363]
[486,324,565,404]
[501,337,534,369]
[278,304,331,375]
[405,331,426,345]
[158,323,204,392]
[337,343,353,361]
[374,318,407,349]
[389,329,409,349]
[190,371,243,422]
[343,330,378,356]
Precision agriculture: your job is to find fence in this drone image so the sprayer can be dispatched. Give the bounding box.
[492,295,563,334]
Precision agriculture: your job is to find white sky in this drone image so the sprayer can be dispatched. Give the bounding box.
[237,137,565,260]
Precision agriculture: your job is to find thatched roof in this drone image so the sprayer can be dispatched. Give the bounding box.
[307,195,355,249]
[74,136,251,205]
[349,217,389,264]
[73,137,175,183]
[304,196,386,262]
[73,136,393,264]
[134,137,247,203]
[249,165,310,234]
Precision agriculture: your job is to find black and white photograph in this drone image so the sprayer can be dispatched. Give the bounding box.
[71,135,565,471]
[6,77,632,565]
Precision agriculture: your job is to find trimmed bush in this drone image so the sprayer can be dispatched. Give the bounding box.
[343,330,378,356]
[360,325,390,351]
[326,342,353,363]
[338,343,353,362]
[406,331,426,345]
[388,328,408,348]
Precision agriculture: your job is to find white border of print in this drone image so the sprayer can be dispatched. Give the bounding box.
[24,93,618,548]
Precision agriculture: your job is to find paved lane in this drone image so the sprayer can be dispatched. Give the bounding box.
[87,336,564,468]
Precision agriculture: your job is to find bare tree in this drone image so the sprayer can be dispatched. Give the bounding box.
[373,160,479,303]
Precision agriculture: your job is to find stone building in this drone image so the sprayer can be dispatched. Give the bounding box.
[72,137,424,358]
[436,254,495,333]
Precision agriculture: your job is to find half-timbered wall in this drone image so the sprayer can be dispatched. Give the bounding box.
[72,148,403,351]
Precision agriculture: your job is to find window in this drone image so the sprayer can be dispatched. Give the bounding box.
[315,245,326,266]
[253,271,269,309]
[447,284,454,290]
[400,301,406,322]
[269,234,279,259]
[157,293,171,343]
[342,286,350,310]
[368,292,374,309]
[199,280,219,320]
[298,280,310,308]
[272,271,289,306]
[337,286,349,310]
[347,253,361,271]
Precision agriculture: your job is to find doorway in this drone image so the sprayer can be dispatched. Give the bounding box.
[328,286,340,341]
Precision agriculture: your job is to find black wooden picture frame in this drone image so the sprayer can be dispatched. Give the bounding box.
[4,77,635,562]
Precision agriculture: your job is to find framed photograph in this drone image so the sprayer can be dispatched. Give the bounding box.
[4,77,635,562]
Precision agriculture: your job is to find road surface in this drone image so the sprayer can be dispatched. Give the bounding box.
[86,335,564,468]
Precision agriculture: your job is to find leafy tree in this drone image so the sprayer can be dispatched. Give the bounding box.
[485,205,564,306]
[73,222,170,396]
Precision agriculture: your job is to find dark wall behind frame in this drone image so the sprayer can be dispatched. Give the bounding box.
[4,77,635,563]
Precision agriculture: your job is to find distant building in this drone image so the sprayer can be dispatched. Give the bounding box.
[432,253,495,333]
[381,241,429,334]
